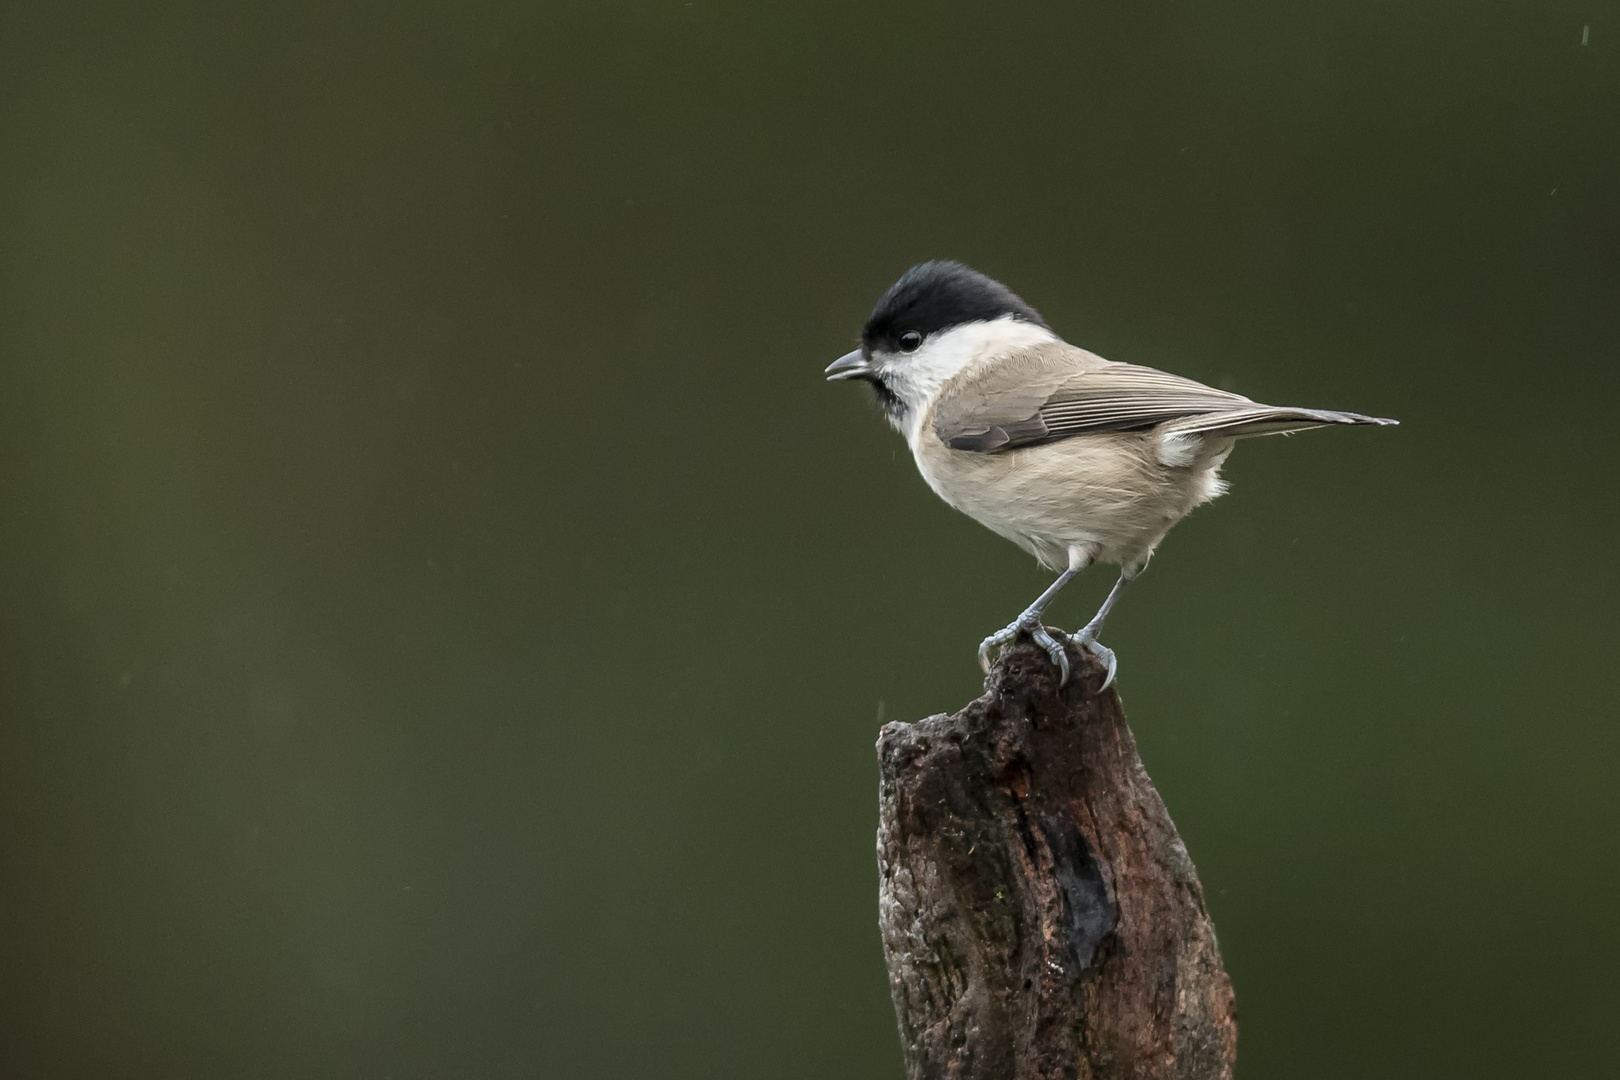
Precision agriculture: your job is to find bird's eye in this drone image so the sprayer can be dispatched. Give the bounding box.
[898,331,924,353]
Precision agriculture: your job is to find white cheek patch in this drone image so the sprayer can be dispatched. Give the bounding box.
[884,316,1059,446]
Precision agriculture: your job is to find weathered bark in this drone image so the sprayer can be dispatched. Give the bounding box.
[876,636,1237,1080]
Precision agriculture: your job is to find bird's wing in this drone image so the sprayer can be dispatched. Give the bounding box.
[933,343,1397,452]
[933,343,1249,451]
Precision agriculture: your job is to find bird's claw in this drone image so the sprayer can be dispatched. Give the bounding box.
[979,615,1072,685]
[979,614,1119,691]
[1070,632,1118,691]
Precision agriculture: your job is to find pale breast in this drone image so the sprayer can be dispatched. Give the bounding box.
[911,414,1228,571]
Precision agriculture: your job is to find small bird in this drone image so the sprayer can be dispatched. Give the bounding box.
[827,261,1396,689]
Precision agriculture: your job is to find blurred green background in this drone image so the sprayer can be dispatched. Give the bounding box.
[1,1,1617,1076]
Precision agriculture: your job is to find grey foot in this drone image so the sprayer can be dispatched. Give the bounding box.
[979,614,1072,685]
[1069,632,1118,691]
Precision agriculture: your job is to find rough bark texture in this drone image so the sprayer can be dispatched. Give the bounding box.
[876,636,1237,1080]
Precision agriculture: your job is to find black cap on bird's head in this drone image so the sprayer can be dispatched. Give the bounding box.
[861,260,1048,355]
[827,261,1048,384]
[825,261,1051,418]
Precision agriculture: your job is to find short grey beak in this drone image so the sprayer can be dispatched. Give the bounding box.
[825,348,870,381]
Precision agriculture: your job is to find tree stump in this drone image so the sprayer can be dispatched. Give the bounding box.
[876,636,1237,1080]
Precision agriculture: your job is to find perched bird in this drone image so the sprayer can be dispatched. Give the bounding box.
[826,261,1396,688]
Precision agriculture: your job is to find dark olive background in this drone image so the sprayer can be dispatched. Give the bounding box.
[2,2,1617,1077]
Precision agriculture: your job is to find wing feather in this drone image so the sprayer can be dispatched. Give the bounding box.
[932,343,1395,452]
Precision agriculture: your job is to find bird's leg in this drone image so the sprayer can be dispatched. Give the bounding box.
[1068,561,1143,691]
[977,568,1077,681]
[978,548,1094,683]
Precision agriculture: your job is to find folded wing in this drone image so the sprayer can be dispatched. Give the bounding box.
[933,344,1395,453]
